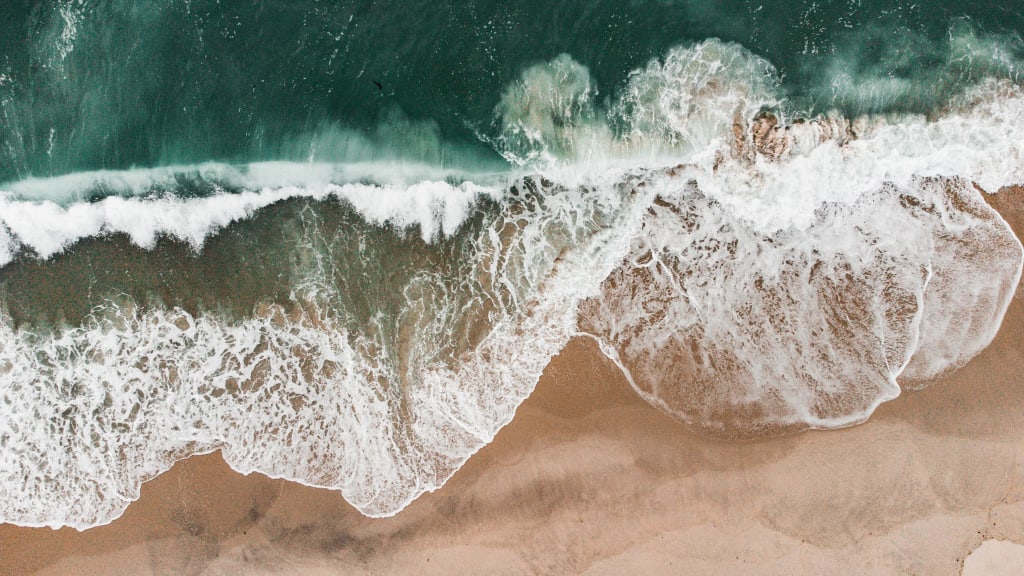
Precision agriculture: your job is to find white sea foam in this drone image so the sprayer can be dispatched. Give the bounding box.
[0,171,649,529]
[494,41,782,168]
[497,41,1024,231]
[579,176,1022,435]
[0,225,13,265]
[0,160,500,204]
[0,172,500,266]
[1,38,1023,529]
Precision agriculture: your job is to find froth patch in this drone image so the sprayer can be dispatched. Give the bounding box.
[339,180,489,242]
[0,190,294,258]
[0,174,499,264]
[579,176,1022,436]
[900,179,1024,383]
[612,40,780,155]
[492,40,781,167]
[810,20,1024,114]
[673,80,1024,234]
[493,53,611,166]
[0,224,16,267]
[493,42,1024,237]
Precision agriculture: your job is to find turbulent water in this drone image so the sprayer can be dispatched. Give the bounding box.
[1,1,1023,529]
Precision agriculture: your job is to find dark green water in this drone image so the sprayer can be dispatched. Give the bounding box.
[2,0,1022,181]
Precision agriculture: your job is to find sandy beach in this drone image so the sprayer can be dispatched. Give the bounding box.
[0,186,1022,575]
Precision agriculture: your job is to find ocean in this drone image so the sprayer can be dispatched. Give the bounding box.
[1,0,1022,529]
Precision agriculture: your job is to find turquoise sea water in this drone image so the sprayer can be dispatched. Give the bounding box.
[0,1,1022,528]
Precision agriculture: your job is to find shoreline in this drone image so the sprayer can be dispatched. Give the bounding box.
[1,187,1022,575]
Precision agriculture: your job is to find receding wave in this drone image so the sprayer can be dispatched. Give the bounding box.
[1,39,1022,529]
[579,176,1022,436]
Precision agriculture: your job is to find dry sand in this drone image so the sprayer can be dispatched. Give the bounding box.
[1,187,1022,575]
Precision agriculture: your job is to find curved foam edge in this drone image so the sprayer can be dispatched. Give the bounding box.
[576,175,1023,437]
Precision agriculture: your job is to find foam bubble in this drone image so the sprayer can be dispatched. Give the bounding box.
[899,179,1024,383]
[1,160,501,205]
[338,180,487,242]
[808,19,1024,114]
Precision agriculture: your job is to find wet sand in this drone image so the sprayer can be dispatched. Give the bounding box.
[1,187,1022,575]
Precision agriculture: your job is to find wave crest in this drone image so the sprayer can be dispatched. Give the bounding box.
[1,39,1023,530]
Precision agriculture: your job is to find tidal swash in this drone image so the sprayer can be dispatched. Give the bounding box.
[1,1,1023,529]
